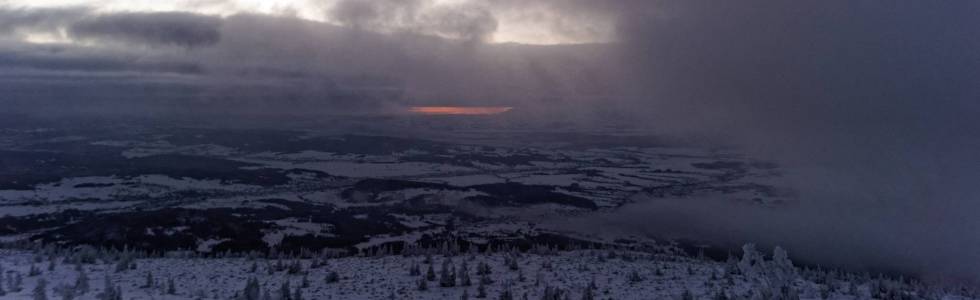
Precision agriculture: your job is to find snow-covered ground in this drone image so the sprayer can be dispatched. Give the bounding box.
[0,247,973,300]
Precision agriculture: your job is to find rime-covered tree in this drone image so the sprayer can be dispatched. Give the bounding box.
[780,285,800,300]
[499,287,514,300]
[74,270,89,295]
[301,274,310,288]
[540,286,568,300]
[426,263,436,281]
[99,274,116,300]
[113,255,132,273]
[325,271,340,283]
[507,256,519,271]
[278,281,291,300]
[738,244,763,276]
[141,271,154,288]
[242,278,261,300]
[29,264,41,276]
[460,263,472,286]
[580,287,594,300]
[0,265,5,296]
[417,278,428,291]
[477,262,492,275]
[724,255,740,275]
[10,272,24,292]
[769,246,798,287]
[819,286,831,299]
[440,260,457,287]
[287,260,303,275]
[292,285,303,300]
[33,278,47,300]
[476,280,487,298]
[680,289,694,300]
[540,260,553,272]
[628,271,643,283]
[54,283,77,300]
[166,277,176,295]
[410,262,421,276]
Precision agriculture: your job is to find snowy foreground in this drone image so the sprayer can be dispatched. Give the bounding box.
[0,247,975,300]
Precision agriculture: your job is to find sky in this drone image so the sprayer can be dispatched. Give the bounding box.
[2,0,615,44]
[0,0,625,115]
[1,0,979,284]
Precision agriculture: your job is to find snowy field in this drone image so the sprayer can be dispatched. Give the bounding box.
[0,247,973,300]
[4,126,964,299]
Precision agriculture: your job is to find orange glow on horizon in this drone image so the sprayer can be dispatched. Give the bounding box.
[409,106,513,115]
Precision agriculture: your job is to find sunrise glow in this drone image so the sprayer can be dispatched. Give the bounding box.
[409,106,513,115]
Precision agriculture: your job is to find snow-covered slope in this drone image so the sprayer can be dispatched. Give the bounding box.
[0,246,974,300]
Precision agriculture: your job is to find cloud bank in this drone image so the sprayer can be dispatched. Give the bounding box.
[68,11,222,48]
[556,0,980,284]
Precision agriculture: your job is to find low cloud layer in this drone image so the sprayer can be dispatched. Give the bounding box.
[566,0,979,284]
[68,11,222,48]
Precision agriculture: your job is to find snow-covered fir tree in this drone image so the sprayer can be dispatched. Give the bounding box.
[141,271,154,288]
[241,277,261,300]
[166,277,176,295]
[476,278,487,298]
[325,271,339,283]
[292,285,303,300]
[440,259,457,287]
[277,281,291,300]
[74,269,89,295]
[28,263,41,276]
[33,278,47,300]
[0,265,5,296]
[460,261,473,286]
[426,263,437,281]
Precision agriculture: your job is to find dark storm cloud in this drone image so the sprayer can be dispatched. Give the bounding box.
[0,42,204,74]
[68,11,222,48]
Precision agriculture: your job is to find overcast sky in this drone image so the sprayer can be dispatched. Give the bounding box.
[3,0,615,44]
[0,0,631,114]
